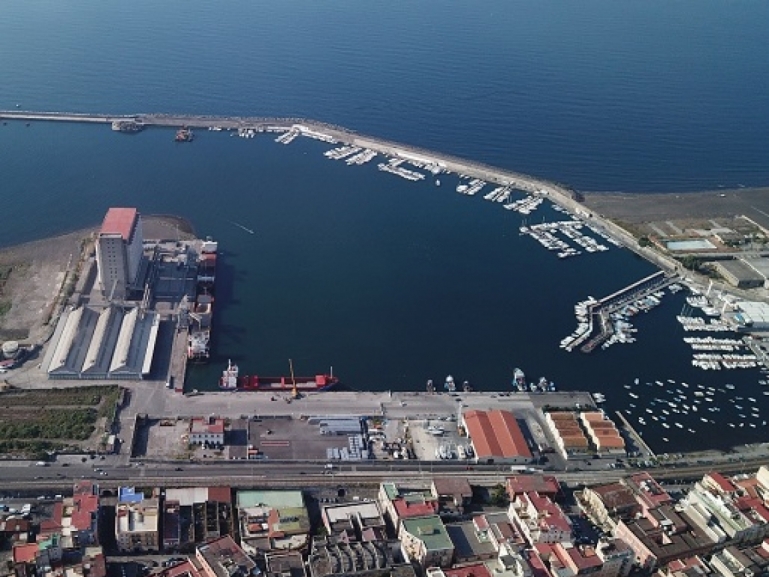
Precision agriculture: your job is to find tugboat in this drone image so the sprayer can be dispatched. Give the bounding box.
[175,127,194,142]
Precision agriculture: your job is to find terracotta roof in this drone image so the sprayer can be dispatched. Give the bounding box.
[595,435,625,449]
[524,492,571,532]
[706,472,737,493]
[432,477,472,498]
[71,494,99,531]
[100,207,138,241]
[592,483,638,511]
[207,486,232,503]
[444,563,492,577]
[566,545,603,570]
[548,411,577,423]
[561,435,589,447]
[735,477,761,499]
[86,553,107,577]
[464,409,532,459]
[581,411,605,421]
[13,543,38,564]
[589,421,617,429]
[0,519,30,534]
[507,475,561,498]
[190,417,225,435]
[393,496,439,519]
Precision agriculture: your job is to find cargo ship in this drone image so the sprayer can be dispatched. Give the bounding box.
[187,239,217,362]
[219,359,338,392]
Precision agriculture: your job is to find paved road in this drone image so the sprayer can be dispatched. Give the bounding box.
[4,454,768,495]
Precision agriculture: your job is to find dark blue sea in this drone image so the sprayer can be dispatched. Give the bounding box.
[1,0,768,451]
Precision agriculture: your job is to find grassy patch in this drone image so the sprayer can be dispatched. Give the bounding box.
[0,408,97,440]
[0,385,119,407]
[0,300,11,317]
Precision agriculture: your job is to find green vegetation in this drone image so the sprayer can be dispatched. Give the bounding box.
[676,255,703,271]
[0,440,68,460]
[0,408,97,440]
[490,483,509,507]
[0,385,119,407]
[0,300,11,317]
[638,236,651,248]
[0,387,118,457]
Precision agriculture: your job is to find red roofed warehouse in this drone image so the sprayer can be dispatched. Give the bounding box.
[462,409,532,464]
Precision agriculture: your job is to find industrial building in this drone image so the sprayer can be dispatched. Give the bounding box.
[461,409,533,465]
[711,259,766,289]
[41,304,158,380]
[95,207,145,299]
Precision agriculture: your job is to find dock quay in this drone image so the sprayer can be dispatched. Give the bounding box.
[614,410,657,458]
[572,271,677,353]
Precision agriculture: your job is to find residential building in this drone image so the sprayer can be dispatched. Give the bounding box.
[237,490,309,555]
[308,539,393,577]
[95,207,144,299]
[709,541,769,577]
[681,479,769,544]
[379,482,439,531]
[579,483,640,531]
[398,515,454,568]
[614,505,715,571]
[507,475,562,502]
[65,480,100,547]
[321,501,386,542]
[594,540,634,577]
[509,492,572,545]
[115,487,159,552]
[431,477,473,508]
[196,535,256,577]
[164,486,234,549]
[473,512,527,551]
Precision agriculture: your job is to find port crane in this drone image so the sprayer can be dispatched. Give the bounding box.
[289,358,300,399]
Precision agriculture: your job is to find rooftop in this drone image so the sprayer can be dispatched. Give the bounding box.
[507,475,561,498]
[100,207,138,241]
[197,535,256,577]
[432,477,473,499]
[464,409,532,460]
[401,516,453,552]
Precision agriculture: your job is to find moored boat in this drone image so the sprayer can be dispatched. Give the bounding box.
[218,359,338,392]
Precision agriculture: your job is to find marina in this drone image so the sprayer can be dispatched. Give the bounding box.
[3,110,769,455]
[561,271,676,353]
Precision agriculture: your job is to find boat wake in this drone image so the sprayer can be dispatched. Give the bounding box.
[230,221,254,234]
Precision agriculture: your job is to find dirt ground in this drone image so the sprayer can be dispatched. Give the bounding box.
[582,186,769,228]
[0,215,194,344]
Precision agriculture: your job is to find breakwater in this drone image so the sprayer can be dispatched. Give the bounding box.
[0,108,684,275]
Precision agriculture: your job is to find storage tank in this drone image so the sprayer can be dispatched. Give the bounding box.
[2,341,19,359]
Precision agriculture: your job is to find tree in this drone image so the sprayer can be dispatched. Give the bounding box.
[490,483,509,507]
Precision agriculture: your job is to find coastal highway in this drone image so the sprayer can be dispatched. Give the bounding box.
[3,456,768,494]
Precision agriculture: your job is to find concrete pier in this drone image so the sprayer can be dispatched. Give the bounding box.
[615,409,656,458]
